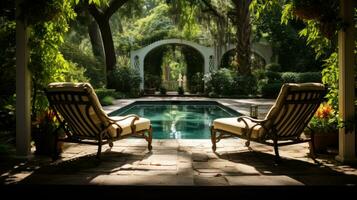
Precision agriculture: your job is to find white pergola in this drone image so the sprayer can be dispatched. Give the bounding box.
[15,0,356,163]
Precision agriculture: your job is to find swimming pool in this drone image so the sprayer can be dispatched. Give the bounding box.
[109,101,241,139]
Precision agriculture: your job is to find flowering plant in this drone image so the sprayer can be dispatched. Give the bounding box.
[308,103,339,134]
[32,108,59,134]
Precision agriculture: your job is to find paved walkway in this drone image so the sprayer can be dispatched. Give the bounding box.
[1,97,357,188]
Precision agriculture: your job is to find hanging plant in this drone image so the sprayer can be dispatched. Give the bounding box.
[18,0,62,25]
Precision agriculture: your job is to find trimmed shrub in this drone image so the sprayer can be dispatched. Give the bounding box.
[298,72,322,83]
[100,96,115,106]
[281,72,322,83]
[261,82,283,98]
[108,66,142,96]
[281,72,298,83]
[266,71,282,83]
[265,63,281,72]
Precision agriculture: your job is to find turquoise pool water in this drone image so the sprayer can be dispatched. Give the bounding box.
[109,101,241,139]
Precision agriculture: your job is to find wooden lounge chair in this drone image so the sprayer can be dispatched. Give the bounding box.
[45,82,152,158]
[211,83,327,162]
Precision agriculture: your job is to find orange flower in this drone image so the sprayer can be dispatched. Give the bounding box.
[315,103,333,119]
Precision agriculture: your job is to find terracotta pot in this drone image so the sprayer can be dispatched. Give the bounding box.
[312,132,338,153]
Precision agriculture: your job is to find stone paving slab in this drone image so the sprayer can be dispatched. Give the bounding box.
[1,138,357,186]
[226,175,305,185]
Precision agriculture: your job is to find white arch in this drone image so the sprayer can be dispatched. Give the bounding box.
[223,42,273,65]
[131,39,215,89]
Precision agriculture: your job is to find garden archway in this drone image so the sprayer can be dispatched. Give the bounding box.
[131,39,215,89]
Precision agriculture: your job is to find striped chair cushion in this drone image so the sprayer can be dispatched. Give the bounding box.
[264,83,325,138]
[46,82,139,138]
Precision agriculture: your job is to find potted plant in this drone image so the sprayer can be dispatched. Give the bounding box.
[307,103,339,154]
[32,109,63,156]
[177,86,184,95]
[144,74,159,95]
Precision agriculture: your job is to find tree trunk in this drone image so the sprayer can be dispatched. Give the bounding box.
[232,0,252,75]
[88,18,105,62]
[88,0,128,88]
[97,19,116,88]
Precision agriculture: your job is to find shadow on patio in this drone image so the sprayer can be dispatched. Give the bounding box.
[1,139,355,187]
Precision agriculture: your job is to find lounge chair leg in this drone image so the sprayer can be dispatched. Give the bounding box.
[97,140,102,158]
[147,127,153,151]
[309,132,317,160]
[273,139,281,164]
[211,127,217,152]
[245,140,250,147]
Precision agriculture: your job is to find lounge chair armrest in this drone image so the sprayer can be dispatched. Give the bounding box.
[237,116,270,134]
[237,116,267,124]
[111,114,140,122]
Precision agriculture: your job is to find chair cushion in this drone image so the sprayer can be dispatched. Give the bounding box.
[108,116,151,137]
[212,117,264,139]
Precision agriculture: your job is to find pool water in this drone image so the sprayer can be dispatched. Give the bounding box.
[109,101,241,139]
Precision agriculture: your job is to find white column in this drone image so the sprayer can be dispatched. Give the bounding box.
[16,0,32,157]
[204,55,210,74]
[335,0,356,163]
[139,57,144,90]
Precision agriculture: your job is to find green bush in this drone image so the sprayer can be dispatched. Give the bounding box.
[177,86,184,95]
[281,72,322,83]
[188,72,204,94]
[160,86,167,95]
[281,72,298,83]
[266,71,282,83]
[95,88,126,99]
[298,72,322,83]
[100,96,115,106]
[261,82,283,98]
[95,88,116,99]
[108,66,142,96]
[233,75,257,95]
[265,63,281,72]
[204,68,235,97]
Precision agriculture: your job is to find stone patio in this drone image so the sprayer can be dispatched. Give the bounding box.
[1,97,357,189]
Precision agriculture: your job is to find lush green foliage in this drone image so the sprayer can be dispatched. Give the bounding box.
[108,66,142,96]
[321,53,339,109]
[251,0,323,72]
[60,42,106,88]
[204,68,235,97]
[188,72,204,94]
[0,20,16,108]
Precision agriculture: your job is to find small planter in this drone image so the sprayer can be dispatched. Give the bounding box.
[144,88,156,95]
[32,126,63,156]
[311,131,338,154]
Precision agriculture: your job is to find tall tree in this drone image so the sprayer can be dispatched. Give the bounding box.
[229,0,252,75]
[88,0,129,87]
